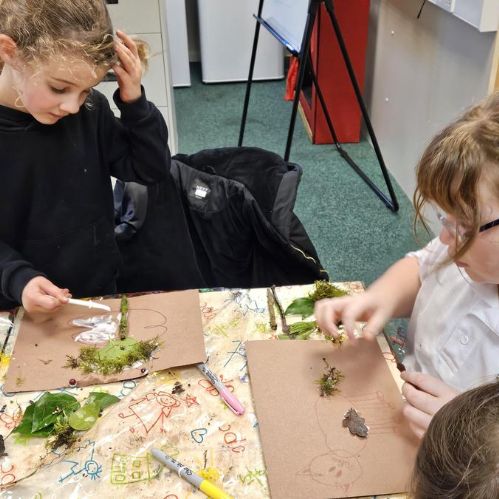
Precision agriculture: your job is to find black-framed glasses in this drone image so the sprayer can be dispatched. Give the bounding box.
[435,210,499,241]
[435,212,468,241]
[479,218,499,233]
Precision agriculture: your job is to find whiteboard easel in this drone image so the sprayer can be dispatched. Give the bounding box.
[260,0,309,53]
[239,0,400,212]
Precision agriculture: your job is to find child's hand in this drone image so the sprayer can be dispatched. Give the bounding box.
[113,30,143,103]
[21,276,71,313]
[314,292,392,340]
[401,371,459,439]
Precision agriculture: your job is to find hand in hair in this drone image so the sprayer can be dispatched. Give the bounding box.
[401,371,459,439]
[21,276,71,313]
[113,30,143,103]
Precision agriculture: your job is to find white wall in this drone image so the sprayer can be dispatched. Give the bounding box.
[365,0,497,202]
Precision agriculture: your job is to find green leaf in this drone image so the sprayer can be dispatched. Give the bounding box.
[14,428,53,444]
[31,393,80,433]
[284,297,315,319]
[68,402,100,431]
[14,400,68,438]
[87,392,120,411]
[13,403,35,435]
[31,427,55,438]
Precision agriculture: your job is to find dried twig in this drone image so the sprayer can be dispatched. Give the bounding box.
[266,288,278,331]
[271,285,289,334]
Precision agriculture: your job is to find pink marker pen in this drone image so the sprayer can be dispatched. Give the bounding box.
[196,362,245,416]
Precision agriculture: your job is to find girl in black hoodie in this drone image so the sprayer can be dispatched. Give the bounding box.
[0,0,169,312]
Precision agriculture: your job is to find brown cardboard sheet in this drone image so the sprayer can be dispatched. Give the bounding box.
[4,290,207,393]
[246,339,418,499]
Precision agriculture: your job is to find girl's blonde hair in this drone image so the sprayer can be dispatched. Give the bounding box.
[0,0,149,71]
[411,381,499,499]
[414,92,499,259]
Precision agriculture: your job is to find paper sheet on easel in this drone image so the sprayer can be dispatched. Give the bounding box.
[246,339,418,499]
[4,290,207,393]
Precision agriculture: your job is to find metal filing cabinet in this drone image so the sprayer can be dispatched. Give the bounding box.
[97,0,178,153]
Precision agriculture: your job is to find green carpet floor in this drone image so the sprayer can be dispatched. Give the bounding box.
[174,64,431,286]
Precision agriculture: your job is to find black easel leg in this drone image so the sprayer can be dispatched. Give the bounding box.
[238,0,265,146]
[284,1,320,161]
[323,0,399,212]
[308,67,341,149]
[310,65,398,208]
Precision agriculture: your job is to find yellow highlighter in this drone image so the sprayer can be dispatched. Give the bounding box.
[151,448,233,499]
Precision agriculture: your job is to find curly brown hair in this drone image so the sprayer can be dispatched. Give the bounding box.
[0,0,117,70]
[411,381,499,499]
[414,92,499,260]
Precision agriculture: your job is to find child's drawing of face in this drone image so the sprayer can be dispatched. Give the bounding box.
[11,54,107,124]
[300,452,362,489]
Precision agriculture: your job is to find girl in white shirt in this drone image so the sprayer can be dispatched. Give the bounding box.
[315,93,499,438]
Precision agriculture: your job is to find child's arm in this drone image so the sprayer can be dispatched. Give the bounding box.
[99,31,170,184]
[401,371,459,439]
[0,242,69,312]
[315,256,421,340]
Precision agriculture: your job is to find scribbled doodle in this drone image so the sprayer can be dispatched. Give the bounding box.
[303,387,403,492]
[219,424,246,453]
[299,451,362,492]
[120,379,137,398]
[346,392,398,434]
[110,453,160,484]
[0,461,16,487]
[200,302,216,321]
[223,340,247,372]
[226,290,266,315]
[198,376,234,396]
[191,428,208,444]
[59,440,102,483]
[118,391,183,434]
[0,405,22,431]
[182,394,199,408]
[209,318,240,338]
[238,468,266,486]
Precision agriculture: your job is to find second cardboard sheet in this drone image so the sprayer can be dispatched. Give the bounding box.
[246,339,418,499]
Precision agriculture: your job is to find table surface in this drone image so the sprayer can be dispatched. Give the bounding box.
[0,284,407,498]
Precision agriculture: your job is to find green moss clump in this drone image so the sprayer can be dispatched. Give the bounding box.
[309,280,347,302]
[65,337,160,376]
[288,320,318,340]
[316,358,344,397]
[329,333,347,346]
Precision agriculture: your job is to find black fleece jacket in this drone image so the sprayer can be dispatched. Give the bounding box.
[0,88,169,309]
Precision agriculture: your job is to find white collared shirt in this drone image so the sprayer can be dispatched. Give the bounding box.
[404,238,499,391]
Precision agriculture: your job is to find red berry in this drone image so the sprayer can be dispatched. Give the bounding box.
[69,378,77,386]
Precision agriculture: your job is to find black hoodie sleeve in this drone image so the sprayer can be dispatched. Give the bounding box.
[96,87,171,183]
[0,241,44,308]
